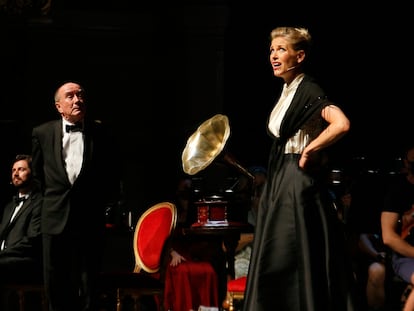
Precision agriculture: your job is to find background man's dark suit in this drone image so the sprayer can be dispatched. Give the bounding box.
[32,118,121,311]
[0,189,43,283]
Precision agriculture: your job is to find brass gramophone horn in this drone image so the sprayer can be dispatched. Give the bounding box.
[182,114,254,179]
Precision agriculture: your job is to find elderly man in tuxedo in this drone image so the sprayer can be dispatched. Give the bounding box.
[31,81,121,311]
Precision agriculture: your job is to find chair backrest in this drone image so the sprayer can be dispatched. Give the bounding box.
[133,202,177,274]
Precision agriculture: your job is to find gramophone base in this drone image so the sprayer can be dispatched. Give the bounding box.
[195,200,228,225]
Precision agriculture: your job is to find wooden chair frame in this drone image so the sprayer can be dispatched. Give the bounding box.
[100,201,177,311]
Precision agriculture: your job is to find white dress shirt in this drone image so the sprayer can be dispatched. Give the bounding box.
[62,120,84,184]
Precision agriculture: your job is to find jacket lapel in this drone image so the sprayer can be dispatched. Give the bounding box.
[0,201,22,239]
[53,120,72,184]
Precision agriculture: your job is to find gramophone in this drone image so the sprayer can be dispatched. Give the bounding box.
[181,114,254,225]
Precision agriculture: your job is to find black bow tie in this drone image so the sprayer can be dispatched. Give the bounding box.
[66,123,83,133]
[14,196,27,204]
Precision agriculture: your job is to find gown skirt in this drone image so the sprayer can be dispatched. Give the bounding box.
[242,154,356,311]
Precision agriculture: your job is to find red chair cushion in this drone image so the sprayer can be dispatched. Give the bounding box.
[227,276,247,292]
[136,204,174,272]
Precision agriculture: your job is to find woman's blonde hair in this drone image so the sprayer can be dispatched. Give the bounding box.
[270,27,312,54]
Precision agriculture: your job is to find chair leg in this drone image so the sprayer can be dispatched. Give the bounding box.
[114,291,164,311]
[228,292,235,311]
[17,289,25,311]
[116,288,122,311]
[157,294,164,311]
[41,290,48,311]
[222,292,234,311]
[133,295,140,311]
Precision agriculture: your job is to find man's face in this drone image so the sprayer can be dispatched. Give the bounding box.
[11,159,32,189]
[55,82,86,123]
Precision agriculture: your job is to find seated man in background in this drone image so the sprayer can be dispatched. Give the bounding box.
[382,144,414,311]
[0,154,43,308]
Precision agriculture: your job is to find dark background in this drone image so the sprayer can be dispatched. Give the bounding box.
[1,0,412,220]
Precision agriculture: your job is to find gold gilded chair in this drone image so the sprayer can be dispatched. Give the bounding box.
[99,201,177,311]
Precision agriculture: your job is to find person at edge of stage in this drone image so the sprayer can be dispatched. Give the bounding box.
[382,143,414,311]
[0,154,43,310]
[242,26,357,311]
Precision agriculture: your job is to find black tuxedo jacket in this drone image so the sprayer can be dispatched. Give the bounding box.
[31,118,121,235]
[0,190,42,260]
